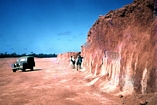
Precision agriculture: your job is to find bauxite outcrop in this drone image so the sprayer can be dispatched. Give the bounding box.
[57,52,80,62]
[81,0,156,95]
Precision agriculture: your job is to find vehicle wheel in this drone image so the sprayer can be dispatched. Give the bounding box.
[12,69,16,72]
[30,66,33,71]
[22,68,26,72]
[22,64,26,72]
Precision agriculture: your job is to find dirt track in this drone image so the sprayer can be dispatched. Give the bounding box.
[0,58,120,105]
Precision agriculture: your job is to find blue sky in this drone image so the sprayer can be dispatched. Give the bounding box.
[0,0,133,54]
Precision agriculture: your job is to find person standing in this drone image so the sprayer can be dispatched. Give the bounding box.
[70,56,75,69]
[76,55,83,71]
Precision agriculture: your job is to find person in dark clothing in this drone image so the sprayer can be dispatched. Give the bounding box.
[76,55,83,70]
[70,56,75,69]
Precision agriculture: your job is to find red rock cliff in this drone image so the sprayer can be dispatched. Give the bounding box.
[81,0,156,95]
[57,52,80,62]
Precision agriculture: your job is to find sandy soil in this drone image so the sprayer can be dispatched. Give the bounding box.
[0,58,156,105]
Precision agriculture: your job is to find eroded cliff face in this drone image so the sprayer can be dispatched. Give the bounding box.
[57,52,80,62]
[81,0,156,95]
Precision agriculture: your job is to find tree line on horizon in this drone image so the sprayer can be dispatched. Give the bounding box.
[0,52,57,58]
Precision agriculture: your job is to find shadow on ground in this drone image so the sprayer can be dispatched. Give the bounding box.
[19,68,42,72]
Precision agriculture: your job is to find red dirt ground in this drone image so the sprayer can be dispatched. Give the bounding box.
[0,58,156,105]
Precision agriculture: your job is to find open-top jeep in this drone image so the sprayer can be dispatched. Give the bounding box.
[11,56,35,72]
